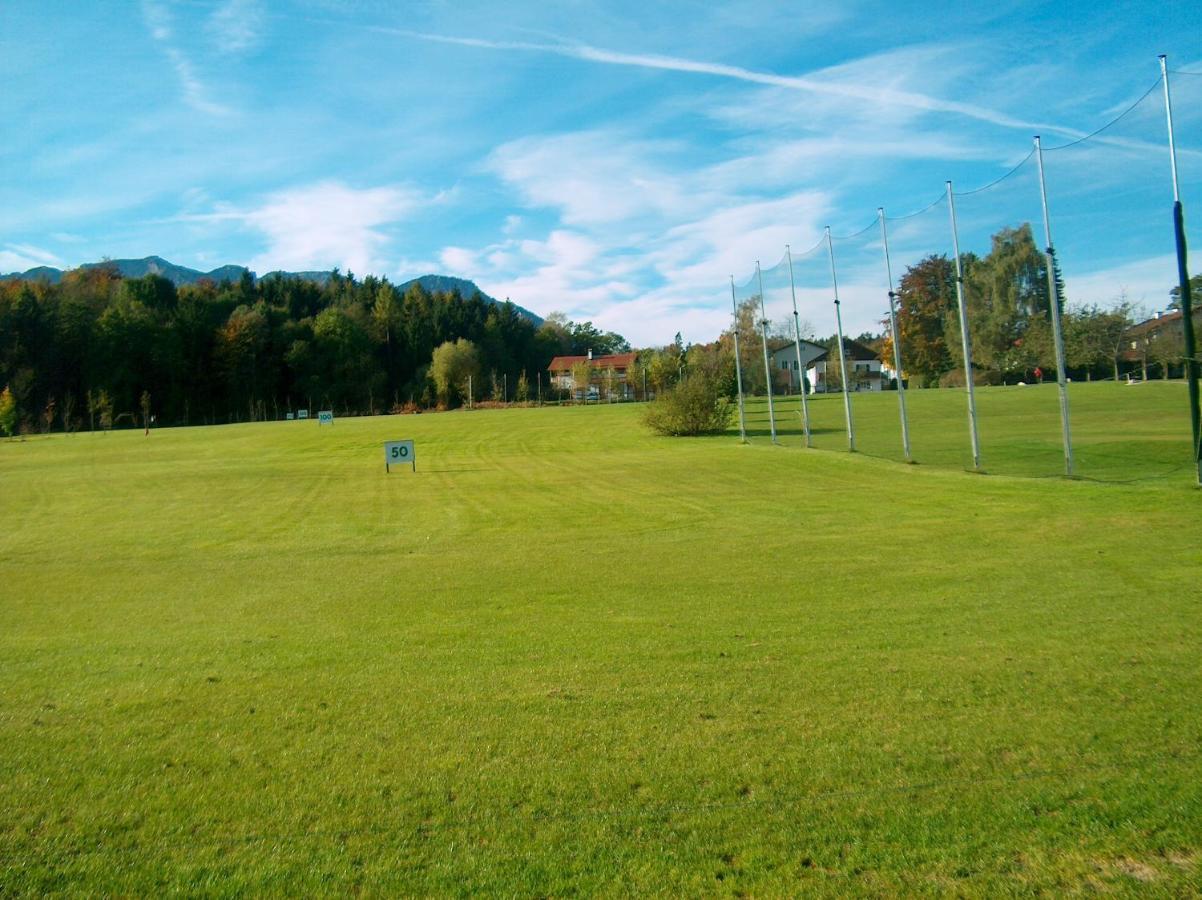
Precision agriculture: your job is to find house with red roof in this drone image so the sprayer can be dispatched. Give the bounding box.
[547,350,638,400]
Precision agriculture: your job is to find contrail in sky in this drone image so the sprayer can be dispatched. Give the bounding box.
[375,26,1085,140]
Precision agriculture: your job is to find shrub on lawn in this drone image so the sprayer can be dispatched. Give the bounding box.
[643,374,733,436]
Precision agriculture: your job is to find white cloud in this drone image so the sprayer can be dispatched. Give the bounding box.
[244,182,417,275]
[439,246,477,274]
[1,244,65,273]
[488,132,699,227]
[479,229,631,314]
[434,184,839,346]
[183,181,419,276]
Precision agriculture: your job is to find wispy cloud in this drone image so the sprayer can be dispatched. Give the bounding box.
[382,28,1082,139]
[488,132,702,227]
[1,244,65,273]
[141,0,234,116]
[207,0,266,55]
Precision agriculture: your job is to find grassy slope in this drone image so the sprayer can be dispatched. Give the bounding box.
[1,382,1200,895]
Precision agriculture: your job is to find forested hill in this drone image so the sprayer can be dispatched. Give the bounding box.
[0,266,628,431]
[0,257,541,325]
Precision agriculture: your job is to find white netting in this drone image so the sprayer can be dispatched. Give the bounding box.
[719,65,1201,479]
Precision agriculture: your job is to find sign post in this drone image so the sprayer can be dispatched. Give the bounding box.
[384,440,415,474]
[318,410,334,426]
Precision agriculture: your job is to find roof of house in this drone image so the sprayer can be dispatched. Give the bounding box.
[547,352,637,372]
[843,339,881,361]
[768,337,827,355]
[1124,309,1198,339]
[807,338,880,364]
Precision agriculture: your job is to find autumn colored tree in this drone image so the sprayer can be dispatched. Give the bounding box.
[728,297,767,395]
[884,254,958,387]
[217,305,269,418]
[0,385,16,438]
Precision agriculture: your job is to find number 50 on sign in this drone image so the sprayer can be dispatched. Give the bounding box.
[384,440,415,473]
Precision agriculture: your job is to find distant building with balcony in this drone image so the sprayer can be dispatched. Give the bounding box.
[806,339,884,393]
[547,351,638,399]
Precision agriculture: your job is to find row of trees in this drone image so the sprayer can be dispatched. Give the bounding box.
[0,266,630,432]
[683,223,1177,401]
[879,224,1150,386]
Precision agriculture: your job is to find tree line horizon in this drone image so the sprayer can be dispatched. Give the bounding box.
[0,223,1187,436]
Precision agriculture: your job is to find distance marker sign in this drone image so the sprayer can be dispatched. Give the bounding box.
[384,440,415,473]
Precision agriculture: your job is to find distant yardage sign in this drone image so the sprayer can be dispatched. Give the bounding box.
[318,410,334,426]
[384,440,415,473]
[297,409,309,420]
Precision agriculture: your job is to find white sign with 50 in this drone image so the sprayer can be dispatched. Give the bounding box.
[384,440,415,473]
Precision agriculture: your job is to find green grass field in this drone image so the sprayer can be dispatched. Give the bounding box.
[2,382,1200,895]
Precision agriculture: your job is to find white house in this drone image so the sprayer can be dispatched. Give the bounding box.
[767,338,828,393]
[806,339,884,393]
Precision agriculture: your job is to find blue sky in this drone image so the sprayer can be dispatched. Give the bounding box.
[2,1,1200,345]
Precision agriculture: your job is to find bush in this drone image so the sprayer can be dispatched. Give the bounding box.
[643,375,734,436]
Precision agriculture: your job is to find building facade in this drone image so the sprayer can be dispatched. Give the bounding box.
[767,339,828,393]
[547,351,638,399]
[806,339,884,393]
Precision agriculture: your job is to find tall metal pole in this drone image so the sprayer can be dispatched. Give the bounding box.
[878,208,912,462]
[755,261,778,443]
[946,181,982,470]
[1159,54,1201,484]
[826,227,856,452]
[1034,136,1075,477]
[785,244,813,447]
[729,276,748,443]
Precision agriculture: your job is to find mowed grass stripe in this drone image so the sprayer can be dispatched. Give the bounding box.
[1,382,1200,894]
[744,380,1193,480]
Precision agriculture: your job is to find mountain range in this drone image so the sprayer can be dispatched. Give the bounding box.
[1,256,543,325]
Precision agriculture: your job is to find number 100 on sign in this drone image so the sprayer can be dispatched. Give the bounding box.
[384,440,415,473]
